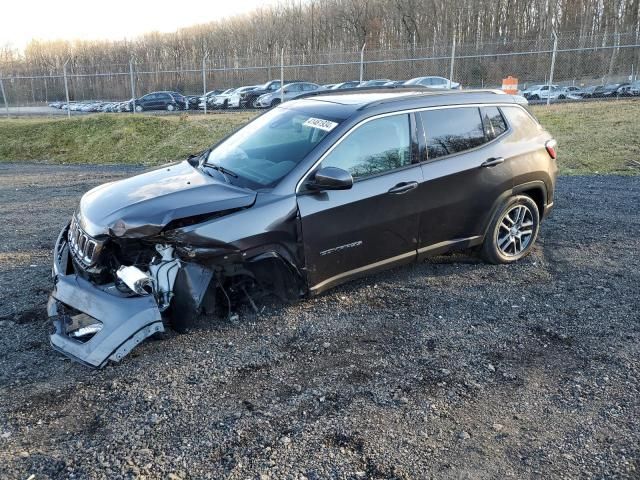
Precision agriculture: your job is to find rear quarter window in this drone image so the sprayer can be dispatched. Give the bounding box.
[501,106,540,133]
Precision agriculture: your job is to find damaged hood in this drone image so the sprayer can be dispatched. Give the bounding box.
[78,161,256,238]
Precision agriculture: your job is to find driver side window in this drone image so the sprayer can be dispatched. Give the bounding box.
[321,114,411,179]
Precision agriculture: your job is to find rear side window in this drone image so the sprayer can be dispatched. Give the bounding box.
[420,107,486,159]
[481,107,508,140]
[501,106,540,132]
[321,114,411,179]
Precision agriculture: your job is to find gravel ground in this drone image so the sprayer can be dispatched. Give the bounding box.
[0,163,638,480]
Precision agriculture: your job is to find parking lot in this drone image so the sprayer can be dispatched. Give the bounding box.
[0,163,638,479]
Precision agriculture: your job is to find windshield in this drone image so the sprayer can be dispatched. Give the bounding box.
[206,107,339,189]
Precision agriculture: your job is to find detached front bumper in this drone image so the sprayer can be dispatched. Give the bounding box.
[48,225,164,368]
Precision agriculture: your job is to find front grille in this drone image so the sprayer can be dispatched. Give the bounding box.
[68,217,104,267]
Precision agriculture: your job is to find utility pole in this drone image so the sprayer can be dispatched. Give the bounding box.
[129,57,137,113]
[281,47,285,103]
[359,43,366,82]
[63,58,71,119]
[202,52,209,114]
[449,33,456,88]
[0,74,9,118]
[547,31,558,106]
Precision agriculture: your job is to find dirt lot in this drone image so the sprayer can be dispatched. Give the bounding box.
[0,163,638,479]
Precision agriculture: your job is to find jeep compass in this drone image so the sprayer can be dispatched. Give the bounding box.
[48,88,557,367]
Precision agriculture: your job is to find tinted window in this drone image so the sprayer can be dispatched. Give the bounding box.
[420,108,486,159]
[481,107,508,140]
[321,114,411,179]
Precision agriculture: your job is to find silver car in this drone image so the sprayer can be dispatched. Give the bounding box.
[256,82,321,108]
[404,76,460,89]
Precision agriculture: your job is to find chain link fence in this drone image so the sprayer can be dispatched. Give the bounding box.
[1,32,639,116]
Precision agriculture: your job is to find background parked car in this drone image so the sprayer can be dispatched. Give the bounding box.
[241,80,294,108]
[522,84,559,100]
[255,82,321,107]
[592,83,629,98]
[330,80,362,89]
[556,86,585,99]
[404,76,460,89]
[134,91,187,112]
[358,79,392,87]
[212,88,237,109]
[228,86,258,108]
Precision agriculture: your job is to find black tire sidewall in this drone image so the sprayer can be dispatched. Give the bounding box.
[482,195,540,264]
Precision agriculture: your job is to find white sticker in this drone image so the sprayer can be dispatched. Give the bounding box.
[303,117,339,132]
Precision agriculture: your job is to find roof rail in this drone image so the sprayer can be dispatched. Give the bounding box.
[294,84,429,100]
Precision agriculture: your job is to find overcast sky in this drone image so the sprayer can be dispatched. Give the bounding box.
[1,0,281,50]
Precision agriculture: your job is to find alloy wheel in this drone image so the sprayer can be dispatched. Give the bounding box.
[496,204,535,257]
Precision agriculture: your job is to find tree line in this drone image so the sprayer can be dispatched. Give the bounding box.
[1,0,639,103]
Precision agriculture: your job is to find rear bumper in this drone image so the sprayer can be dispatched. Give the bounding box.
[48,225,163,368]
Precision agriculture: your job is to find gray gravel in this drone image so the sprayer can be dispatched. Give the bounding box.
[0,163,638,479]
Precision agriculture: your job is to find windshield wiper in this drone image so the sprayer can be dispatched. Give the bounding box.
[204,162,239,182]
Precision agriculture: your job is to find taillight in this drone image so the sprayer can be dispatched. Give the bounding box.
[545,139,557,159]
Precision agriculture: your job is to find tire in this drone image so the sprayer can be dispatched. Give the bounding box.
[270,98,281,108]
[481,195,540,264]
[167,103,175,111]
[135,105,143,112]
[558,95,566,100]
[222,99,228,109]
[530,94,539,100]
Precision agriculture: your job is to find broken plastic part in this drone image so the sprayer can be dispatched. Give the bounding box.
[49,237,163,368]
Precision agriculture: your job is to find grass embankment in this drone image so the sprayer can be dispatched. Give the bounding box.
[531,100,639,175]
[0,101,638,174]
[0,113,255,165]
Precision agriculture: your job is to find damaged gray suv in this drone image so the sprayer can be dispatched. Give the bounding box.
[49,88,558,367]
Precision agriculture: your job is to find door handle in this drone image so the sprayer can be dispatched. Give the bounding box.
[388,181,418,194]
[481,157,505,167]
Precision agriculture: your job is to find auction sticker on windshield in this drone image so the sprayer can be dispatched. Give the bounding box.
[303,117,339,132]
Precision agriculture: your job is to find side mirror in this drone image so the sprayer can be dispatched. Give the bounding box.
[308,167,353,191]
[283,88,289,94]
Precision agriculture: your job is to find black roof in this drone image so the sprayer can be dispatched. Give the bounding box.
[286,87,525,121]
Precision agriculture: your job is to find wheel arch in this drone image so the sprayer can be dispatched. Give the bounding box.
[483,181,548,239]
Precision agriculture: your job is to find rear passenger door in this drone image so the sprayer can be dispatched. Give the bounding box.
[416,106,513,255]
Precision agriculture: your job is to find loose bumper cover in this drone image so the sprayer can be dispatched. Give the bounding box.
[48,225,164,368]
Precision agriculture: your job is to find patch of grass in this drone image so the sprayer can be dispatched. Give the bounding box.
[532,100,640,175]
[0,101,638,174]
[0,113,255,165]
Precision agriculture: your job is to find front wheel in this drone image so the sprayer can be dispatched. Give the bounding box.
[167,103,175,111]
[530,94,540,100]
[270,98,281,108]
[481,195,540,264]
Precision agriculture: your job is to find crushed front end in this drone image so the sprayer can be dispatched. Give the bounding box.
[48,217,180,368]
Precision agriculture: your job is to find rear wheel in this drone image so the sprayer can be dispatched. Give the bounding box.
[135,105,143,112]
[481,195,540,264]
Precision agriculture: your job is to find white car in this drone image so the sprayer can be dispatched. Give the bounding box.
[404,76,460,89]
[228,86,259,108]
[212,88,237,109]
[522,84,559,100]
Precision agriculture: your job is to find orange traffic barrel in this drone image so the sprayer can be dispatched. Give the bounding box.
[502,76,518,94]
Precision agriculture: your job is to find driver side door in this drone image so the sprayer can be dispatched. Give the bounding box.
[297,113,423,294]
